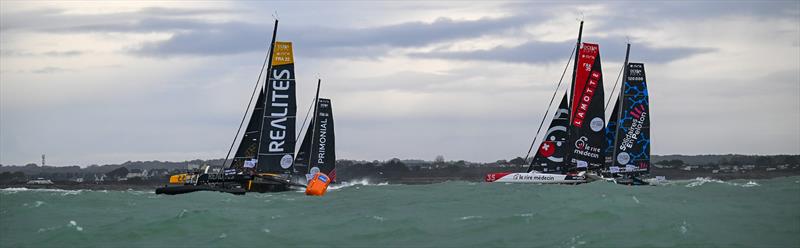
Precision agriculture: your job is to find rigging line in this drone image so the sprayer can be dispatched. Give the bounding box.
[523,45,576,162]
[296,90,317,150]
[221,39,272,169]
[604,60,625,111]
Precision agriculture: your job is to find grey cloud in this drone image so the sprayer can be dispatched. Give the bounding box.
[413,36,714,64]
[31,67,74,74]
[132,16,537,57]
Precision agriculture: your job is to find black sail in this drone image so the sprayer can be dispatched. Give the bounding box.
[529,94,570,173]
[295,98,336,181]
[566,42,606,171]
[604,99,619,165]
[257,41,297,174]
[294,117,314,174]
[229,89,266,170]
[609,63,650,174]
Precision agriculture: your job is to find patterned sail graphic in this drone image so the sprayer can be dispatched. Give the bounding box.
[257,41,297,174]
[529,94,570,173]
[604,99,619,165]
[609,63,650,174]
[566,42,606,171]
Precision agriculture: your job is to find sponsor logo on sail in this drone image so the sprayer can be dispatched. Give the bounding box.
[573,71,601,127]
[573,136,601,159]
[317,118,328,164]
[617,152,631,165]
[280,154,293,169]
[590,117,604,132]
[620,104,647,151]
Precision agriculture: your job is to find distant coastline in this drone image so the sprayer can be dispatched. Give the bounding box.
[1,154,798,190]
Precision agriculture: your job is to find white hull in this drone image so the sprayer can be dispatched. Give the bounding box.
[487,172,587,184]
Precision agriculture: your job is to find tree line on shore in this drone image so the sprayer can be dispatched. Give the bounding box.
[1,154,798,184]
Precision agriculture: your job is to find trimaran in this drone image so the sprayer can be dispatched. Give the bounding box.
[156,19,336,195]
[485,20,652,185]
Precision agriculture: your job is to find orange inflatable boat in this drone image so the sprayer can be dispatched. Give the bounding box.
[305,172,331,196]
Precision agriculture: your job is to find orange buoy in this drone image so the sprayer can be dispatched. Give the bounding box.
[305,172,331,196]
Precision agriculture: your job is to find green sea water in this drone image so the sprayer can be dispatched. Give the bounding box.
[1,177,799,248]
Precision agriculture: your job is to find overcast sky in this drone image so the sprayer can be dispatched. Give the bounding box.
[1,1,798,166]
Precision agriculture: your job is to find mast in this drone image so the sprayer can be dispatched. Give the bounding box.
[306,79,322,174]
[611,43,630,172]
[568,21,584,117]
[564,20,583,170]
[254,19,280,169]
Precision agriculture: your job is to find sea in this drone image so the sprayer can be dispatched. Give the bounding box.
[1,177,799,248]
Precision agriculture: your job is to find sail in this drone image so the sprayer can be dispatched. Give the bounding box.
[229,90,267,170]
[295,98,336,181]
[294,115,315,174]
[257,41,297,174]
[566,42,606,171]
[609,63,650,174]
[604,99,619,165]
[529,94,570,173]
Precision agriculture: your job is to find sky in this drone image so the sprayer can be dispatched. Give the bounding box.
[1,1,798,166]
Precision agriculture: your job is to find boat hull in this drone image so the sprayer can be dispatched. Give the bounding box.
[485,172,587,184]
[155,185,246,195]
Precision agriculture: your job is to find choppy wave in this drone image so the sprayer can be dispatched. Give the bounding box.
[683,177,762,188]
[1,176,797,248]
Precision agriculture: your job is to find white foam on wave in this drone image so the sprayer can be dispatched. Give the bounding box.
[68,220,83,232]
[684,177,761,188]
[457,216,483,221]
[1,187,83,195]
[327,179,388,190]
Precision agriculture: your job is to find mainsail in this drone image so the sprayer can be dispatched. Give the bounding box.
[257,41,297,174]
[529,94,570,173]
[608,63,650,174]
[295,98,336,181]
[566,42,606,171]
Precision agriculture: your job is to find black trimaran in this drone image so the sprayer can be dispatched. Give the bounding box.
[485,20,652,185]
[156,19,337,195]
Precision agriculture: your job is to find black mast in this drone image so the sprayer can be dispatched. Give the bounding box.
[568,21,583,119]
[306,78,322,174]
[254,19,279,169]
[564,20,583,170]
[611,43,630,173]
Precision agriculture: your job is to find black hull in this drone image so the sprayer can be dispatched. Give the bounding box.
[155,185,246,195]
[614,177,651,186]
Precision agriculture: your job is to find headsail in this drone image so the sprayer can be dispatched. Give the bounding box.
[604,99,619,165]
[529,94,570,173]
[230,90,266,170]
[609,63,650,174]
[566,42,606,171]
[257,41,297,174]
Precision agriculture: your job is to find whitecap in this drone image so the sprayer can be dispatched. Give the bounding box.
[457,216,482,221]
[370,215,386,222]
[218,233,227,239]
[68,220,83,232]
[679,220,689,235]
[632,196,640,204]
[262,228,270,233]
